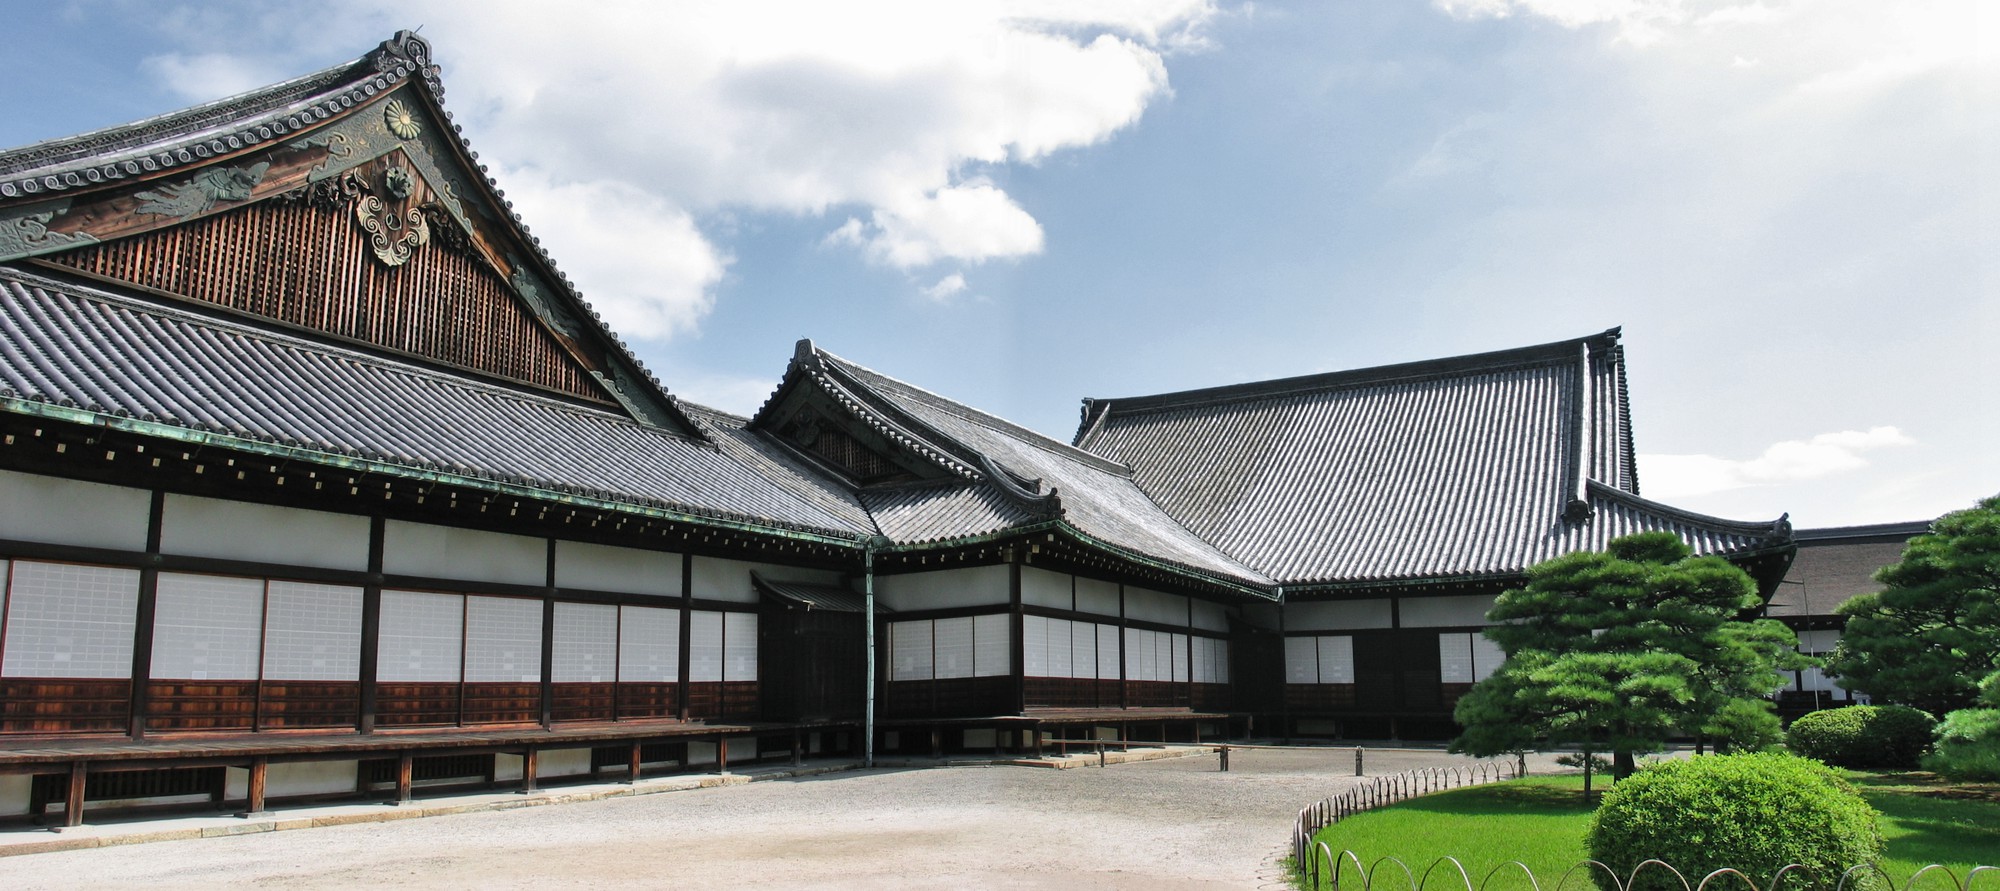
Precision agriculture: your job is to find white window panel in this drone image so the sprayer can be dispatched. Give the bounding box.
[1154,630,1173,683]
[1171,633,1189,683]
[1072,620,1097,681]
[1125,628,1156,682]
[1045,617,1073,679]
[891,620,932,682]
[1797,629,1840,655]
[464,596,543,683]
[1213,638,1231,684]
[689,611,725,682]
[973,613,1010,677]
[723,612,758,682]
[2,561,141,679]
[263,581,363,681]
[1022,614,1049,678]
[1097,624,1120,680]
[617,605,680,683]
[1287,636,1320,684]
[1193,637,1214,684]
[1439,632,1474,684]
[934,616,974,679]
[1317,636,1354,684]
[152,572,263,680]
[1471,633,1506,682]
[553,602,618,683]
[379,590,462,683]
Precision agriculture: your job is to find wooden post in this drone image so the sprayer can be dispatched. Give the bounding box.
[792,730,803,767]
[521,747,539,793]
[930,729,941,759]
[629,742,643,784]
[245,758,269,816]
[64,761,87,828]
[395,753,413,805]
[716,736,728,775]
[1034,728,1044,758]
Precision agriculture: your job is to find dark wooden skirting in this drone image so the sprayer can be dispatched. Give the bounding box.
[0,679,134,736]
[882,676,1012,719]
[373,682,461,728]
[1440,682,1474,709]
[143,680,257,733]
[259,681,361,730]
[683,681,758,721]
[1023,676,1115,709]
[1124,680,1189,709]
[615,682,680,721]
[1190,682,1230,711]
[549,682,616,723]
[460,683,541,726]
[1284,683,1359,710]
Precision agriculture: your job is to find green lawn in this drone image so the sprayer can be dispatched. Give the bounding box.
[1302,774,2000,891]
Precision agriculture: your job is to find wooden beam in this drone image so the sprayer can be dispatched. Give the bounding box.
[394,753,413,805]
[244,757,269,816]
[520,746,538,794]
[628,741,642,784]
[65,761,87,828]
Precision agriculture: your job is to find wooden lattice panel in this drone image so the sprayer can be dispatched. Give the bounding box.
[45,185,611,404]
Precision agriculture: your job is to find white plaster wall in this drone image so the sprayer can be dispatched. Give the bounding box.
[1020,566,1070,610]
[1074,576,1120,618]
[0,774,30,817]
[874,564,1009,611]
[556,540,681,597]
[161,494,369,570]
[268,761,359,798]
[1398,594,1497,628]
[1124,587,1187,626]
[964,728,997,749]
[1285,599,1393,631]
[0,469,150,551]
[382,521,546,586]
[691,556,838,604]
[1190,600,1229,633]
[541,747,594,778]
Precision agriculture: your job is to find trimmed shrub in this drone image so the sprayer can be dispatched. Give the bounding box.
[1586,752,1883,891]
[1924,708,2000,781]
[1786,704,1937,769]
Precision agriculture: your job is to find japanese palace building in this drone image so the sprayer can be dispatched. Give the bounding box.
[0,33,1794,823]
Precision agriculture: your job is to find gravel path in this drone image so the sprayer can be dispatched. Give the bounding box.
[0,748,1553,889]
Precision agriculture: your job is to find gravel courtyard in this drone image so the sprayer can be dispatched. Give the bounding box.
[1,747,1543,890]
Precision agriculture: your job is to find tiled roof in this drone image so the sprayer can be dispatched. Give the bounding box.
[0,265,871,539]
[809,351,1271,586]
[1075,330,1788,587]
[751,573,880,613]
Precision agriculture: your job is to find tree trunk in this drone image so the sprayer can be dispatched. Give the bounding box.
[1582,747,1594,793]
[1613,750,1636,780]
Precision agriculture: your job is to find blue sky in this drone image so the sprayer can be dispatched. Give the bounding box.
[1,0,1991,529]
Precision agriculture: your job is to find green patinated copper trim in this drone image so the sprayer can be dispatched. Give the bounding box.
[0,397,867,549]
[873,519,1277,602]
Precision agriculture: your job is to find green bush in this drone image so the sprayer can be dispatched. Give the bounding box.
[1786,705,1937,769]
[1924,708,2000,781]
[1586,752,1883,891]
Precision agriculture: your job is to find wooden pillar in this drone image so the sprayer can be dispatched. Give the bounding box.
[1009,560,1025,714]
[540,540,556,729]
[359,518,386,734]
[128,491,166,738]
[716,736,728,774]
[521,747,539,793]
[792,729,803,767]
[1034,728,1044,758]
[678,554,693,721]
[930,728,942,759]
[64,761,86,828]
[629,742,643,784]
[395,753,413,805]
[244,758,269,815]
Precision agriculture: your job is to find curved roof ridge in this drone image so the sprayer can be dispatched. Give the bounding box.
[1585,479,1792,543]
[813,345,1136,478]
[1076,328,1624,440]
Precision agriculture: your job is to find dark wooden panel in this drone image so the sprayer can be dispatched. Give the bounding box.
[883,676,1013,719]
[550,682,616,723]
[614,682,679,720]
[461,683,541,726]
[144,680,257,733]
[1191,682,1231,711]
[1440,682,1475,709]
[374,682,461,728]
[1124,680,1188,708]
[45,160,611,404]
[1024,676,1099,709]
[259,681,360,730]
[685,681,759,721]
[0,678,133,735]
[1285,683,1358,711]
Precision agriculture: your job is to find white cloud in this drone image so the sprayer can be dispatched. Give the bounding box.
[921,272,970,302]
[835,183,1046,268]
[493,170,729,341]
[141,53,287,101]
[1639,427,1916,499]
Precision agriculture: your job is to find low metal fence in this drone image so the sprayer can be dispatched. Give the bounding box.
[1290,760,1526,881]
[1297,851,1997,891]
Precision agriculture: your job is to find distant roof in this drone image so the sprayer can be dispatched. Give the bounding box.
[1074,329,1789,588]
[1794,521,1932,544]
